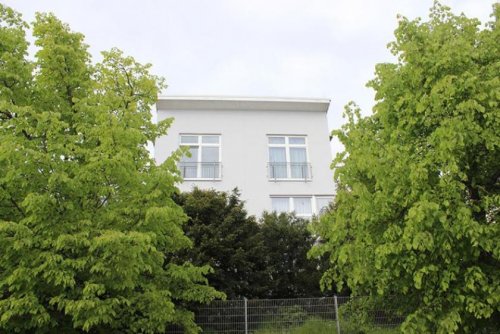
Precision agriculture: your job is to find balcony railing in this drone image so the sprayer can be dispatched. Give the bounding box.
[267,162,312,181]
[178,162,222,180]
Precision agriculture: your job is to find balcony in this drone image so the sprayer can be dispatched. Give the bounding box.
[267,162,312,181]
[178,162,222,180]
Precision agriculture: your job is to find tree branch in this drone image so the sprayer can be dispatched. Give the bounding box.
[0,184,25,217]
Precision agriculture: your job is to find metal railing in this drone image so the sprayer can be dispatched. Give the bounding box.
[168,296,406,333]
[178,162,222,180]
[267,162,312,181]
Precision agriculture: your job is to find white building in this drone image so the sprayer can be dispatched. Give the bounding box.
[155,96,334,217]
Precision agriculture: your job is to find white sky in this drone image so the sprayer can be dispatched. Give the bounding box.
[4,0,495,155]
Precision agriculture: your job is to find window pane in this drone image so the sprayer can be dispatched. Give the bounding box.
[269,147,286,162]
[316,197,333,214]
[268,136,285,144]
[294,197,312,215]
[179,146,198,178]
[290,147,306,162]
[201,147,219,178]
[269,147,287,178]
[290,164,309,179]
[180,135,198,144]
[202,147,219,162]
[290,147,308,178]
[201,164,219,178]
[289,137,305,145]
[202,135,220,144]
[272,198,289,213]
[181,146,198,162]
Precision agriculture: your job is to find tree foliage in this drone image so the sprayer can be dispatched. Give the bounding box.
[259,212,331,298]
[311,3,499,333]
[0,5,222,333]
[175,188,265,299]
[176,188,329,299]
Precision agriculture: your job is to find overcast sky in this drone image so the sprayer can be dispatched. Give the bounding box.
[4,0,495,154]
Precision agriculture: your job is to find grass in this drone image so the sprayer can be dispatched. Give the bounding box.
[255,318,338,334]
[254,317,400,334]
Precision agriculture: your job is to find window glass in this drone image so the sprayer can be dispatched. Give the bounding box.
[316,197,333,214]
[180,135,198,144]
[178,135,221,179]
[202,146,219,162]
[289,137,306,145]
[180,146,198,163]
[294,197,312,215]
[268,136,309,180]
[179,146,198,178]
[202,135,220,144]
[268,136,285,144]
[201,147,219,178]
[269,147,286,162]
[290,148,308,178]
[272,198,289,213]
[289,147,306,162]
[269,147,287,178]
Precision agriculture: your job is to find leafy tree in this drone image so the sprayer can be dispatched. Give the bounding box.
[259,212,330,298]
[0,5,222,333]
[175,188,266,299]
[177,188,332,299]
[311,3,499,333]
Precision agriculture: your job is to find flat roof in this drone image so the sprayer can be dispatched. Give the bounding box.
[156,96,331,112]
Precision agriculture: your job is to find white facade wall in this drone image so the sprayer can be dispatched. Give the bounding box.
[155,97,334,216]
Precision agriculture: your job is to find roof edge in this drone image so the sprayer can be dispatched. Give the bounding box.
[156,96,331,112]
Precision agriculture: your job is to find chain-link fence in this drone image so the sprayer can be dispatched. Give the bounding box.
[169,296,405,333]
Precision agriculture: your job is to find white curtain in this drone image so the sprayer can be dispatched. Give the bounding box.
[294,197,312,215]
[269,147,287,178]
[180,146,198,178]
[201,147,219,178]
[272,198,289,213]
[290,147,307,178]
[202,135,219,144]
[289,137,305,145]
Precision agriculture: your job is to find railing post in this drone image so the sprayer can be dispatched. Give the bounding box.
[334,295,341,334]
[244,297,248,334]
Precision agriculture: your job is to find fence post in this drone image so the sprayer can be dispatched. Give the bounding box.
[334,295,341,334]
[244,297,248,334]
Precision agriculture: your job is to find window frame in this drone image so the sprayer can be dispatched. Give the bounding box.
[271,196,313,217]
[270,195,333,217]
[267,135,311,181]
[179,134,222,180]
[315,196,333,215]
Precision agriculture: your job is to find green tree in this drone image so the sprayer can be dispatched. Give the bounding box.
[175,188,266,299]
[311,3,499,333]
[0,5,222,333]
[177,188,332,299]
[259,212,330,298]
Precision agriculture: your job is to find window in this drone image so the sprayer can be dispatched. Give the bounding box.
[268,136,310,180]
[294,197,312,215]
[271,196,333,217]
[271,197,289,213]
[316,196,333,215]
[271,197,313,217]
[179,134,221,179]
